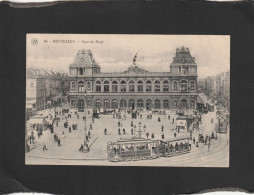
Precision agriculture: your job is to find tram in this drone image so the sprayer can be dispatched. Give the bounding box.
[160,136,191,157]
[107,135,191,162]
[107,138,159,162]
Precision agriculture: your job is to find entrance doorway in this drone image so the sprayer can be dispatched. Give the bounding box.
[146,99,152,111]
[78,99,84,112]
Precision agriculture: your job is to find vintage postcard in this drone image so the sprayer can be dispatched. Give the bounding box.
[25,34,230,166]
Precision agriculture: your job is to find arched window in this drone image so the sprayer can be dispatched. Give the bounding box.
[120,99,127,108]
[129,80,135,92]
[120,81,126,92]
[104,99,110,109]
[104,81,109,92]
[173,81,178,91]
[181,80,187,92]
[163,80,169,92]
[191,100,195,108]
[95,81,101,92]
[138,80,143,92]
[146,80,152,92]
[112,99,118,109]
[78,81,85,92]
[112,81,118,93]
[96,99,101,108]
[146,99,152,111]
[129,99,135,110]
[163,99,169,109]
[87,82,91,90]
[71,82,75,91]
[137,99,144,110]
[155,80,160,92]
[190,81,195,90]
[155,99,161,109]
[174,100,177,108]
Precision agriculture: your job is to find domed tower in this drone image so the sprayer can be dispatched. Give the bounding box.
[170,46,197,76]
[170,46,198,110]
[69,49,101,77]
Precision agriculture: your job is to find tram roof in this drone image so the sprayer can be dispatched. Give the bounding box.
[110,138,154,145]
[162,135,190,142]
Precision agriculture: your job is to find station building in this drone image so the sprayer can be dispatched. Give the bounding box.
[68,47,198,111]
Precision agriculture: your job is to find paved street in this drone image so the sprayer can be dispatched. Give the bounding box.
[26,94,229,167]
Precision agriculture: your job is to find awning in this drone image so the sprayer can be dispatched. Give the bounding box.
[28,118,45,125]
[176,120,187,127]
[26,99,36,104]
[26,104,33,109]
[197,96,204,104]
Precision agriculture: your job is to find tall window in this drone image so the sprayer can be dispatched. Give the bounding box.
[71,82,75,91]
[174,101,177,108]
[95,81,101,92]
[96,99,101,108]
[104,81,109,92]
[87,82,91,90]
[181,80,187,92]
[104,99,110,109]
[112,99,118,109]
[155,80,160,92]
[146,80,152,92]
[78,81,85,92]
[129,80,135,92]
[191,101,195,108]
[163,99,169,109]
[163,80,169,92]
[120,81,126,92]
[155,99,161,109]
[112,81,118,93]
[190,81,195,90]
[137,80,143,92]
[173,82,177,91]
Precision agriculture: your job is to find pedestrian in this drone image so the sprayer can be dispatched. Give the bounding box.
[58,138,61,146]
[79,144,84,152]
[118,121,120,127]
[90,123,92,130]
[56,121,58,127]
[193,137,195,144]
[168,115,170,120]
[131,128,133,135]
[104,128,107,135]
[161,133,164,139]
[158,117,160,122]
[131,121,133,127]
[83,116,85,121]
[77,114,79,119]
[172,118,174,124]
[196,142,199,148]
[69,126,71,132]
[86,135,89,142]
[88,131,91,138]
[174,132,177,137]
[62,131,65,138]
[161,125,164,132]
[146,132,149,138]
[208,142,210,151]
[29,135,32,144]
[118,128,121,135]
[92,117,94,123]
[43,142,48,151]
[151,133,155,139]
[211,118,213,124]
[123,128,125,134]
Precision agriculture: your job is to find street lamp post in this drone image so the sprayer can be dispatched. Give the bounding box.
[84,90,87,135]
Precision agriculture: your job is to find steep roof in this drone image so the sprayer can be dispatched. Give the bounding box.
[69,49,100,68]
[171,46,196,65]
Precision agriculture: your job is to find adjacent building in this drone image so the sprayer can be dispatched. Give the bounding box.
[68,47,198,111]
[26,68,70,111]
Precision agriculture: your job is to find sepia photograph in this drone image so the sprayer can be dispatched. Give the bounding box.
[25,34,230,167]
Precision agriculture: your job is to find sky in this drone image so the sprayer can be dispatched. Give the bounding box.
[27,34,230,78]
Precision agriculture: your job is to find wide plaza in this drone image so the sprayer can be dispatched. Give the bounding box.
[26,95,229,167]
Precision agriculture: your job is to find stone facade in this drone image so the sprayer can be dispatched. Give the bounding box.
[68,47,198,111]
